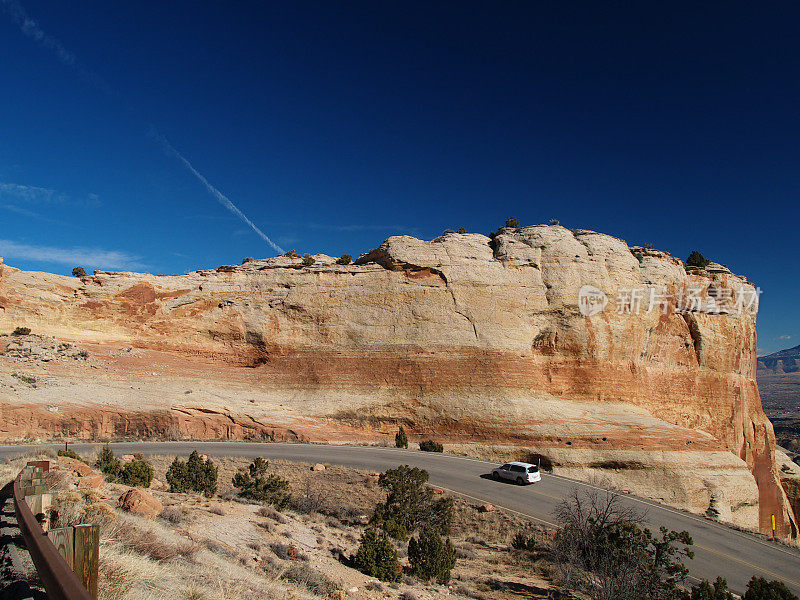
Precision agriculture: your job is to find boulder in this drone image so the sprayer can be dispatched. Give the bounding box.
[311,463,326,471]
[477,503,496,513]
[118,488,163,519]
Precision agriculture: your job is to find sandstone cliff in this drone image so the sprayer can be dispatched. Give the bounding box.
[0,226,794,537]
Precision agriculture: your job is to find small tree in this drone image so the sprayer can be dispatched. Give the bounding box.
[121,459,154,488]
[242,257,253,264]
[686,251,711,268]
[408,526,457,584]
[95,445,122,481]
[370,465,453,540]
[549,219,560,226]
[166,451,218,497]
[11,327,31,336]
[395,426,408,449]
[72,266,87,277]
[354,528,401,582]
[505,217,520,228]
[691,577,735,600]
[302,254,316,266]
[456,228,467,234]
[419,440,443,453]
[233,458,292,509]
[744,576,799,600]
[336,254,352,265]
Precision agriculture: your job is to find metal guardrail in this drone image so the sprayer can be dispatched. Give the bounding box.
[13,464,94,600]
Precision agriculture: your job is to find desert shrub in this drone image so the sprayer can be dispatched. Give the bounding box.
[302,254,315,266]
[419,440,443,453]
[106,519,198,561]
[95,446,122,480]
[549,219,560,226]
[408,526,457,584]
[282,564,338,596]
[284,250,299,258]
[686,250,711,268]
[354,528,401,582]
[336,254,352,265]
[456,228,467,234]
[370,465,453,540]
[525,453,554,473]
[395,426,408,449]
[72,266,87,277]
[233,458,292,509]
[744,576,799,600]
[57,448,85,462]
[511,531,537,551]
[505,217,520,228]
[690,577,734,600]
[120,459,154,488]
[258,505,287,523]
[159,506,184,523]
[552,489,694,600]
[166,451,218,497]
[242,257,253,264]
[11,327,31,336]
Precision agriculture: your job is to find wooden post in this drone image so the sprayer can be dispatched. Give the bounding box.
[47,526,75,570]
[39,494,52,532]
[74,524,99,599]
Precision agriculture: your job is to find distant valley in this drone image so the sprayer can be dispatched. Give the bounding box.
[758,344,800,452]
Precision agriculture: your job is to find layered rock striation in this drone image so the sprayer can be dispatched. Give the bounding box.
[0,226,794,536]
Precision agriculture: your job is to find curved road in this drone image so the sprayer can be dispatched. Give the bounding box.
[4,441,799,595]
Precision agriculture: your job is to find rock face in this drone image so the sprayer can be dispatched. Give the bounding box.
[0,228,794,537]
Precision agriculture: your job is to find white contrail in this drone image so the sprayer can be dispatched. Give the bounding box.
[152,131,284,254]
[1,0,283,255]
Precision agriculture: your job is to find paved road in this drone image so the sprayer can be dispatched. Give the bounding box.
[4,441,800,595]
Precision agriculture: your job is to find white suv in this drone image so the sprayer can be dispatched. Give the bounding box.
[491,462,541,485]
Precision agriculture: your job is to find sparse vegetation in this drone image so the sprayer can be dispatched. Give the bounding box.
[511,531,538,551]
[552,489,694,600]
[687,250,711,268]
[505,217,520,228]
[11,326,31,336]
[370,465,453,540]
[354,528,401,582]
[284,249,299,258]
[72,266,87,277]
[336,254,352,265]
[549,219,560,226]
[57,448,84,461]
[418,440,443,453]
[281,564,339,597]
[456,227,467,234]
[743,576,799,600]
[165,451,218,497]
[408,526,456,584]
[233,457,292,509]
[395,426,408,449]
[302,254,316,266]
[690,577,735,600]
[241,257,253,264]
[96,445,123,480]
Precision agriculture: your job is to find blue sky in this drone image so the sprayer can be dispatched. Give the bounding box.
[0,1,798,353]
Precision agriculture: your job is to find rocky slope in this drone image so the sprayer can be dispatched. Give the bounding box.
[0,226,794,537]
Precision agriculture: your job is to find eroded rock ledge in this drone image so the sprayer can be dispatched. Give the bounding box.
[0,226,794,537]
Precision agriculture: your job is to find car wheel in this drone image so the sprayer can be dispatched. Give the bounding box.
[492,471,500,480]
[516,477,524,485]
